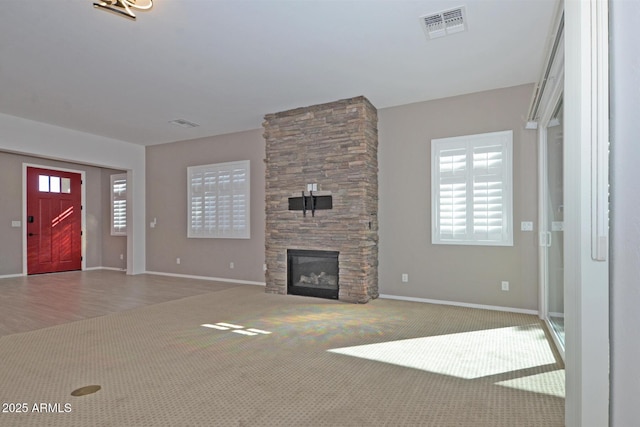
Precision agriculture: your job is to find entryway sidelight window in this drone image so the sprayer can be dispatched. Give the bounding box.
[188,160,250,239]
[431,130,513,246]
[110,173,127,236]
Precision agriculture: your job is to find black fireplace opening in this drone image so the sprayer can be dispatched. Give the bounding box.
[287,249,339,300]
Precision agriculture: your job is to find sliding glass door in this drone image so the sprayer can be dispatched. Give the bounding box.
[543,100,564,350]
[534,15,565,357]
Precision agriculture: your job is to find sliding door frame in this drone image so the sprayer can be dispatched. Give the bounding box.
[538,88,564,359]
[536,24,565,359]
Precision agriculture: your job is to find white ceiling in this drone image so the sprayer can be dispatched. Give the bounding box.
[0,0,558,146]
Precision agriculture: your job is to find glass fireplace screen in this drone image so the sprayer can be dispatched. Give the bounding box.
[287,249,339,300]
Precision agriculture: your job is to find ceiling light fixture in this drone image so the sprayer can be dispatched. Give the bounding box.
[93,0,153,21]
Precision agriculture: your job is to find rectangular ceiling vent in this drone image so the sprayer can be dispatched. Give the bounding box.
[420,6,467,40]
[169,119,200,128]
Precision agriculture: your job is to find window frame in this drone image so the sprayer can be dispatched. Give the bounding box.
[187,160,251,239]
[431,130,513,246]
[110,173,127,236]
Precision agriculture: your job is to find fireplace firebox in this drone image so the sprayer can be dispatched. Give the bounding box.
[287,249,339,300]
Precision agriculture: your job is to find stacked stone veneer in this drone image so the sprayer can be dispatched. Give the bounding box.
[263,96,379,303]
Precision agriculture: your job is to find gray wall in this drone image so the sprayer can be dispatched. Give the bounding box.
[0,152,26,274]
[610,0,640,424]
[0,151,121,274]
[145,129,266,282]
[377,84,538,311]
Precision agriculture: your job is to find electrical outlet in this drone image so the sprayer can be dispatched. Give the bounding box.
[263,263,267,271]
[501,281,509,291]
[521,221,534,231]
[176,258,181,265]
[120,254,124,260]
[230,262,234,269]
[402,273,409,283]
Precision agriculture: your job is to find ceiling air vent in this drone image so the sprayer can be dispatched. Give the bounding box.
[419,6,467,40]
[169,119,200,128]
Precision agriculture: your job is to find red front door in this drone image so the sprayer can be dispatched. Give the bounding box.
[26,167,82,275]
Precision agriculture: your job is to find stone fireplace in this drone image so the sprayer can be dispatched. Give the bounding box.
[263,96,378,303]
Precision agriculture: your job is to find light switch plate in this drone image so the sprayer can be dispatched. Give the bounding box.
[521,221,533,231]
[11,221,21,228]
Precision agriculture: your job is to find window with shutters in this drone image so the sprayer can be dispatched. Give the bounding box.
[187,160,250,239]
[431,130,513,246]
[111,173,127,236]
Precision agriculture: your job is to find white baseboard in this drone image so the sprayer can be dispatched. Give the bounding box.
[0,273,24,279]
[378,293,538,316]
[85,266,126,272]
[145,271,265,287]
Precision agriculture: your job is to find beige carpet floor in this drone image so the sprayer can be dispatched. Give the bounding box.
[0,278,564,426]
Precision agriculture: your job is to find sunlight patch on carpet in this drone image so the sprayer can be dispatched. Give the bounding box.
[246,328,271,335]
[496,369,565,397]
[201,323,272,337]
[232,329,258,336]
[328,324,556,379]
[201,323,229,330]
[216,322,244,329]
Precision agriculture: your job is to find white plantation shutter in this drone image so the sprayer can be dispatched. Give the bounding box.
[438,147,467,238]
[432,131,513,246]
[473,144,505,241]
[111,173,127,236]
[188,160,250,238]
